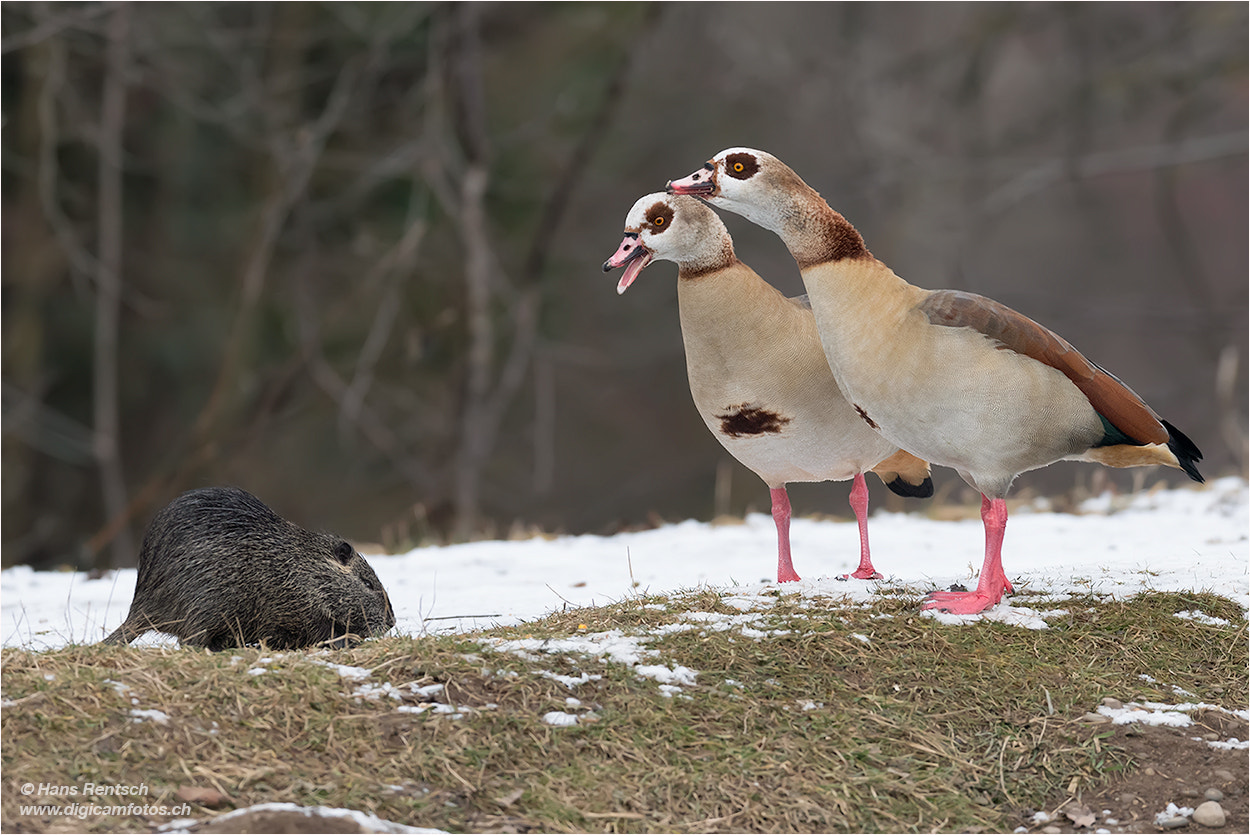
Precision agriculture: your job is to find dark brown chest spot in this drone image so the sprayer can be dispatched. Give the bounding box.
[854,404,879,430]
[717,404,792,438]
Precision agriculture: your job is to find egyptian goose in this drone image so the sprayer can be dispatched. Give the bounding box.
[668,149,1203,613]
[602,192,933,584]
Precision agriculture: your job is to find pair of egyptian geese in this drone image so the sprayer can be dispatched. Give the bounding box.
[603,148,1203,615]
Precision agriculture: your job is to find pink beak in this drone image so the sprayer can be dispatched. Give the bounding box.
[601,234,653,295]
[666,164,717,197]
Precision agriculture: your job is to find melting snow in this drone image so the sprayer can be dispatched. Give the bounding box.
[542,711,579,726]
[157,801,444,834]
[1155,803,1195,825]
[3,478,1245,652]
[1173,609,1232,627]
[1098,698,1249,749]
[129,708,169,725]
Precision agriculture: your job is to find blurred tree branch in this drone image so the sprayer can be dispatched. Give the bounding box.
[980,130,1247,216]
[34,8,95,295]
[1,2,110,55]
[339,213,430,437]
[296,278,438,496]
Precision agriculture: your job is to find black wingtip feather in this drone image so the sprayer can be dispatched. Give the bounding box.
[884,475,934,499]
[1162,419,1204,483]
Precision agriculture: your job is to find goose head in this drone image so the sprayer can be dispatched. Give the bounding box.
[602,192,733,294]
[667,147,814,234]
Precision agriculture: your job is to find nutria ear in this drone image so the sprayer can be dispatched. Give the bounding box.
[334,540,355,565]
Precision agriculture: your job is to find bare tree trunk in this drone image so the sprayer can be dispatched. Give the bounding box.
[92,3,133,569]
[443,3,497,540]
[1215,345,1249,479]
[453,163,495,539]
[532,353,555,494]
[444,3,656,538]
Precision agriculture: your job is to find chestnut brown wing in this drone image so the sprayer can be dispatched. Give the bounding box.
[918,289,1168,446]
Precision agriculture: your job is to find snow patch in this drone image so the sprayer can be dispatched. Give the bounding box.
[1098,696,1249,747]
[309,660,373,681]
[1173,610,1232,627]
[1100,704,1193,728]
[397,703,465,720]
[129,708,169,725]
[537,669,602,688]
[483,629,698,696]
[542,711,580,726]
[1201,737,1249,751]
[157,801,444,834]
[922,603,1050,630]
[633,664,697,687]
[1154,803,1194,825]
[5,479,1245,651]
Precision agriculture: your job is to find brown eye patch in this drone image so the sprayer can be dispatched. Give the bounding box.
[645,201,675,231]
[724,152,758,180]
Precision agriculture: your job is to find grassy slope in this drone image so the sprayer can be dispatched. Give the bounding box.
[2,589,1245,834]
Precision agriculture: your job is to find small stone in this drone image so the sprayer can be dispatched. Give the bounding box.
[1063,804,1096,828]
[1192,801,1225,827]
[1100,697,1123,710]
[1158,816,1189,829]
[1144,767,1156,776]
[1203,732,1219,741]
[175,786,230,808]
[1203,788,1223,802]
[1080,712,1111,724]
[1213,769,1234,782]
[1180,787,1202,799]
[1043,827,1062,834]
[1117,793,1140,805]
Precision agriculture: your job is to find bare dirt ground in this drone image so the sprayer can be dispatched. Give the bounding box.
[1029,712,1248,834]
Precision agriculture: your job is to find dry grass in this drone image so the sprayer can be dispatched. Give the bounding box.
[2,589,1245,833]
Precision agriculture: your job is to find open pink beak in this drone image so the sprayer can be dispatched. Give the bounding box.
[666,164,717,197]
[601,234,653,295]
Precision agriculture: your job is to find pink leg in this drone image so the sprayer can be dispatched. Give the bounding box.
[770,487,800,583]
[922,495,1013,614]
[840,472,882,580]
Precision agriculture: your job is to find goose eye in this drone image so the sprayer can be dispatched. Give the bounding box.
[724,153,758,180]
[653,216,665,226]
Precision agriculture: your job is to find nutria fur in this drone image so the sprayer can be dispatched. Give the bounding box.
[102,487,395,650]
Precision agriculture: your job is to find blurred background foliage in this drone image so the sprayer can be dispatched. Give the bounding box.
[2,2,1246,570]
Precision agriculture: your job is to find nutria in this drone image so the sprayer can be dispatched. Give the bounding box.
[102,487,395,650]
